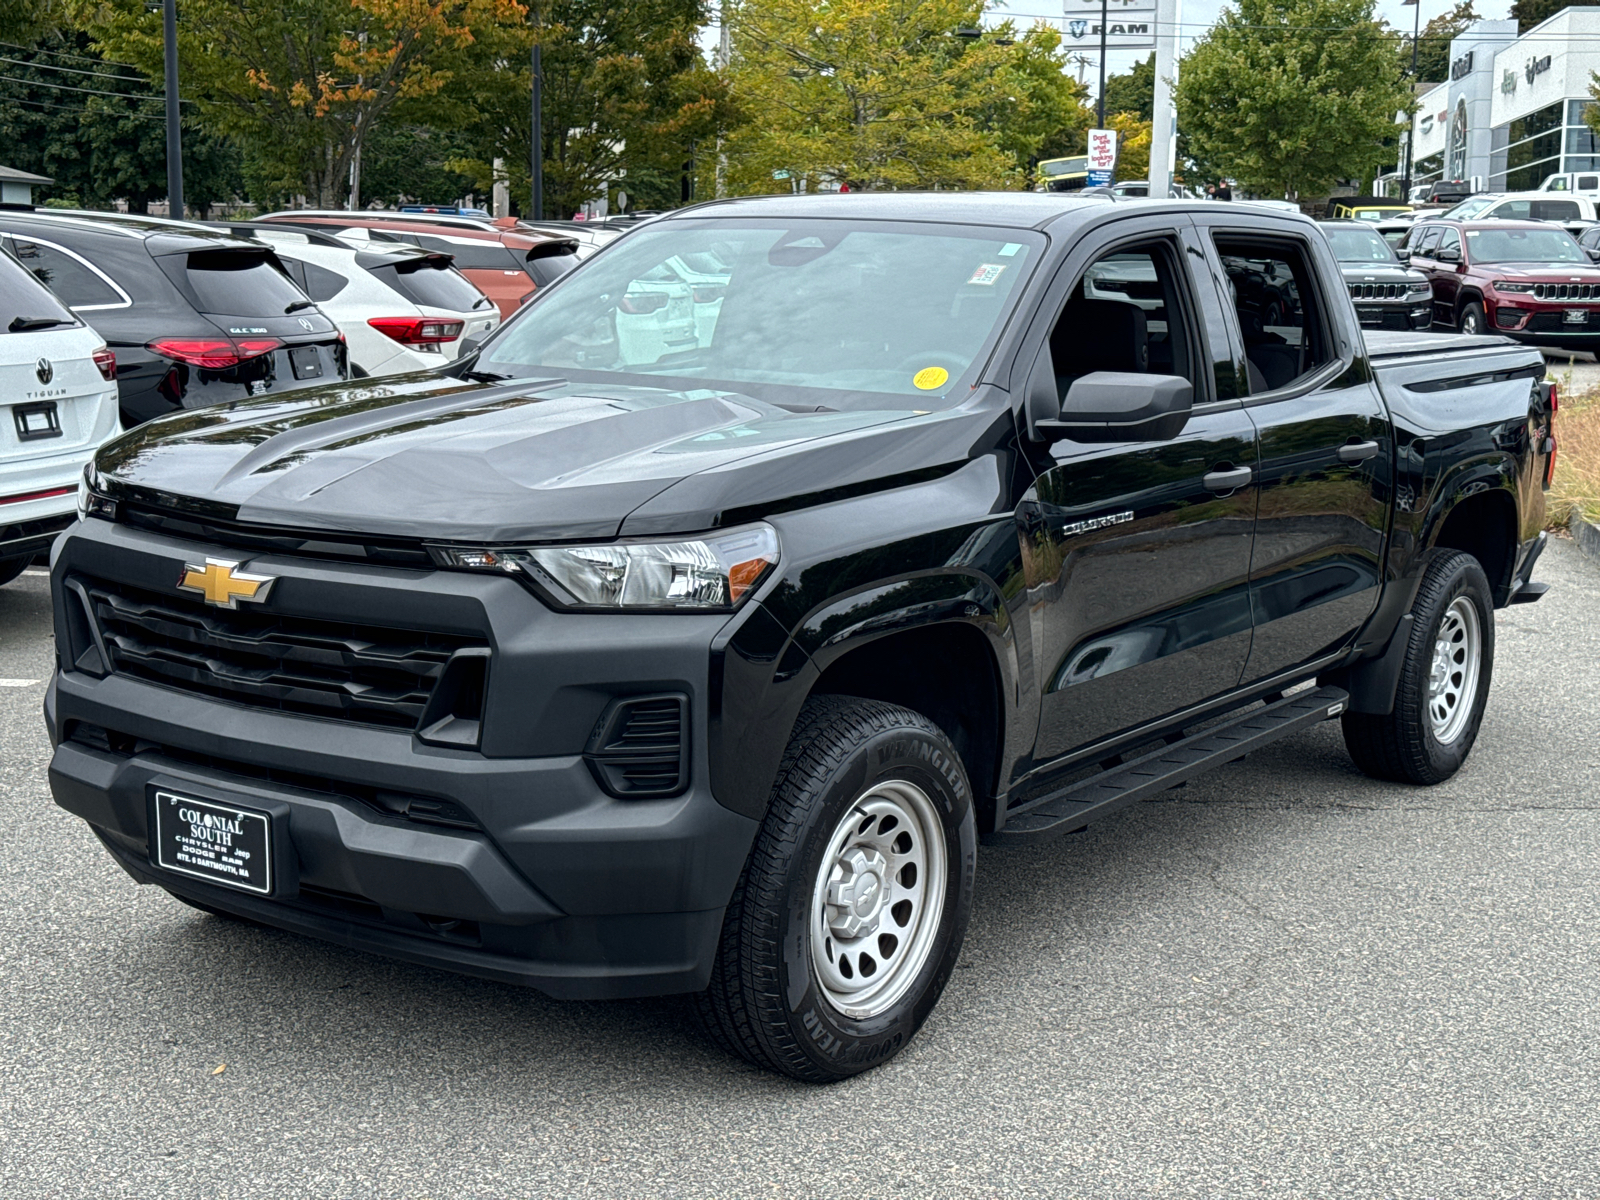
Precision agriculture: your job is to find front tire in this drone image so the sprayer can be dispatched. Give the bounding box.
[1459,300,1487,335]
[694,696,976,1082]
[1342,551,1495,784]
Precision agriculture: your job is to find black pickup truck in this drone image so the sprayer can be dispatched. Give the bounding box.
[47,195,1556,1082]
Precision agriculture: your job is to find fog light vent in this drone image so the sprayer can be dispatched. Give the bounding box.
[585,694,688,798]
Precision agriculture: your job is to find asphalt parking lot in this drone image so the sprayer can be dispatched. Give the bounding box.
[2,541,1598,1199]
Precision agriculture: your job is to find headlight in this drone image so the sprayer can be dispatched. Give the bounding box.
[77,462,117,522]
[429,523,779,611]
[1493,281,1535,293]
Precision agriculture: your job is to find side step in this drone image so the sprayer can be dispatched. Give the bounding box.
[985,686,1351,846]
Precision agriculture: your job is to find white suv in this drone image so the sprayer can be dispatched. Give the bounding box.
[231,225,500,377]
[1,247,120,586]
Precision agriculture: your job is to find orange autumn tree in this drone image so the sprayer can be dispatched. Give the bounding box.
[81,0,525,206]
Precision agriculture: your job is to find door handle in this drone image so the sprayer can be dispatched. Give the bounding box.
[1338,439,1381,463]
[1202,465,1253,492]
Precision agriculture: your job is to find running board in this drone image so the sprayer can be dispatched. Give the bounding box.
[985,686,1351,846]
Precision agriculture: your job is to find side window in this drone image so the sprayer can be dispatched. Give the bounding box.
[299,261,348,302]
[277,257,308,290]
[1414,226,1443,257]
[1437,228,1462,259]
[1532,200,1580,221]
[1494,200,1532,219]
[1213,236,1333,395]
[1046,239,1196,397]
[1581,175,1600,190]
[9,238,123,308]
[1582,227,1600,249]
[1548,177,1570,191]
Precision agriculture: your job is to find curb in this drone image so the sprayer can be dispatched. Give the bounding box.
[1572,513,1600,563]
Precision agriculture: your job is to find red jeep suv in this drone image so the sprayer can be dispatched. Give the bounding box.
[1401,218,1600,351]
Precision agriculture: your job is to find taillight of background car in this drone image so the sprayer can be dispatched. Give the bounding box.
[92,348,116,381]
[146,337,283,369]
[366,317,464,352]
[618,292,670,314]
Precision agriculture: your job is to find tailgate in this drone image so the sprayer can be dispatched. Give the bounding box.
[0,338,115,465]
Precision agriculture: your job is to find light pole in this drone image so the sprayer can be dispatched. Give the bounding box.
[1096,0,1109,127]
[1401,0,1421,201]
[156,0,183,218]
[530,14,543,221]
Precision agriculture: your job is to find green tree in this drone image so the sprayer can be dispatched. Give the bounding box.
[1102,53,1155,123]
[723,0,1086,192]
[1511,0,1564,34]
[79,0,526,208]
[1399,1,1477,84]
[449,0,732,217]
[1174,0,1412,198]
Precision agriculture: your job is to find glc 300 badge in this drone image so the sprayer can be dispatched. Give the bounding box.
[177,558,276,609]
[1060,510,1135,538]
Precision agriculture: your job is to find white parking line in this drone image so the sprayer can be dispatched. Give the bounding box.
[23,569,48,576]
[0,679,41,688]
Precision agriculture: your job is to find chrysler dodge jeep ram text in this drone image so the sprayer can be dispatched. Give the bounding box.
[46,195,1555,1081]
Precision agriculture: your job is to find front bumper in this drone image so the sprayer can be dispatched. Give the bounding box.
[1353,301,1431,330]
[46,517,760,999]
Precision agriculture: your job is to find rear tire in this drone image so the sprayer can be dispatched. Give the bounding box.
[0,558,28,588]
[1458,300,1487,335]
[1342,551,1495,784]
[693,696,976,1082]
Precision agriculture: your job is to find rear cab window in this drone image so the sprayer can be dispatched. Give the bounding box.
[1211,236,1335,395]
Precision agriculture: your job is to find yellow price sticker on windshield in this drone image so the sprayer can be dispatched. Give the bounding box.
[913,366,949,390]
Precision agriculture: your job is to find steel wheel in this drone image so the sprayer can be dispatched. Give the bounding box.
[809,779,948,1020]
[1428,595,1481,745]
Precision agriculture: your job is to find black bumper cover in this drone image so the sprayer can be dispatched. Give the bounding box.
[45,519,761,1000]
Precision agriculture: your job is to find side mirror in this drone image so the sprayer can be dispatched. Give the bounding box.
[1436,246,1461,263]
[1586,247,1600,263]
[1036,371,1193,443]
[1394,248,1412,263]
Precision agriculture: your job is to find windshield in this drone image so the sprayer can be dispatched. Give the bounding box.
[1325,226,1397,263]
[481,219,1041,407]
[1466,227,1587,264]
[1441,197,1496,220]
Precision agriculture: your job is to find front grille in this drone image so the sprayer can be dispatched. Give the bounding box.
[1348,282,1408,300]
[1531,282,1600,301]
[79,576,484,729]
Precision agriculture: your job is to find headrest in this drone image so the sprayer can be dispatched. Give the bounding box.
[1053,297,1148,375]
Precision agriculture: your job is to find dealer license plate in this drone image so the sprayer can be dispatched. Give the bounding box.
[153,791,272,895]
[1564,309,1589,325]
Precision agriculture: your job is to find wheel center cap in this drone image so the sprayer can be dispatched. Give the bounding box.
[827,846,890,938]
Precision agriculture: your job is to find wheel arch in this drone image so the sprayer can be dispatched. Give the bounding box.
[1426,477,1519,604]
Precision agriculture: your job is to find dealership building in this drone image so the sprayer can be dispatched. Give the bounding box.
[1403,7,1600,192]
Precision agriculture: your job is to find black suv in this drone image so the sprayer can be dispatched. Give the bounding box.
[0,209,347,427]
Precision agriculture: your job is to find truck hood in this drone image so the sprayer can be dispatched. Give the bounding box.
[1337,263,1419,284]
[96,373,985,542]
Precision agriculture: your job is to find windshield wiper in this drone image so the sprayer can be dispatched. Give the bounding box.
[8,315,74,332]
[284,300,316,313]
[463,369,516,382]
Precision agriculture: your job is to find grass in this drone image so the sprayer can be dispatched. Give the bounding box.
[1550,380,1600,527]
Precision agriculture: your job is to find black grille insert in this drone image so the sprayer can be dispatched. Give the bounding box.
[79,575,485,729]
[584,694,688,798]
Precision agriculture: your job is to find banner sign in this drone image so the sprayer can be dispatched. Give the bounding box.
[1087,129,1119,174]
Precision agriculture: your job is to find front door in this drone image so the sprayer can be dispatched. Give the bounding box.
[1197,221,1391,685]
[1021,229,1259,762]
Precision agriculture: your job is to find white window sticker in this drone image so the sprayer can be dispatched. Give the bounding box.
[968,263,1007,286]
[999,243,1023,257]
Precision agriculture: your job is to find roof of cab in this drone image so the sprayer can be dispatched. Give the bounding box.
[662,191,1315,233]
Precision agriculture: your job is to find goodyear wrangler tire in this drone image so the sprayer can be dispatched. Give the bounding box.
[693,695,976,1082]
[1342,550,1495,785]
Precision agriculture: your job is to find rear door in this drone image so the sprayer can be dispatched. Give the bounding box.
[1190,215,1391,685]
[1404,224,1445,323]
[1018,216,1260,762]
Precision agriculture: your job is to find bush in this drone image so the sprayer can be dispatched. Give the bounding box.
[1551,386,1600,526]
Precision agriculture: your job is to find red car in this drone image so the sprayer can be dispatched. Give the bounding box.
[257,212,579,319]
[1400,218,1600,350]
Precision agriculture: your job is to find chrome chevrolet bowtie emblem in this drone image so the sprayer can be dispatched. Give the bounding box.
[177,558,276,609]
